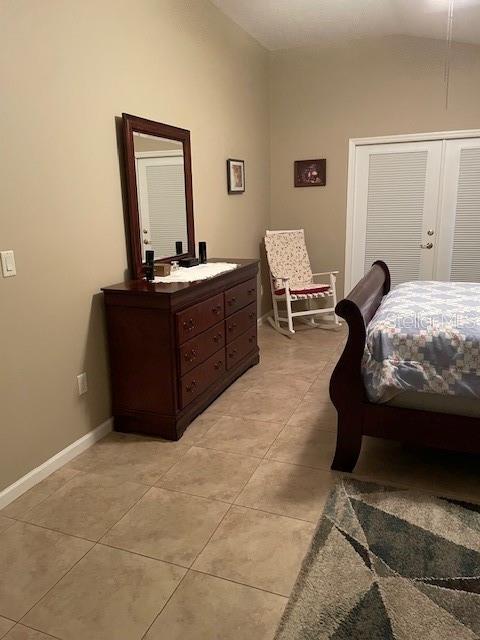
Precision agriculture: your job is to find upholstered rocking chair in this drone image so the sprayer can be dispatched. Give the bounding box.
[264,229,340,337]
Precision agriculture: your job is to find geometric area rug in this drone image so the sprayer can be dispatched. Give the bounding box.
[275,479,480,639]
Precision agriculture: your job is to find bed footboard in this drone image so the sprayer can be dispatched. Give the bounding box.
[329,261,390,471]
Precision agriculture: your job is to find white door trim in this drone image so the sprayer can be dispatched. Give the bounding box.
[345,129,480,293]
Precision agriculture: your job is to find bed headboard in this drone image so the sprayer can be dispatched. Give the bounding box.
[329,261,390,408]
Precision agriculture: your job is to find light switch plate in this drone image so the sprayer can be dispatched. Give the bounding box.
[77,372,88,396]
[1,250,16,277]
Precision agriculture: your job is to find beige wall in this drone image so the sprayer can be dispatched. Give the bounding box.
[3,8,480,493]
[270,35,480,297]
[0,0,270,491]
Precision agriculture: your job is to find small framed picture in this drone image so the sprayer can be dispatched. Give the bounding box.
[294,159,326,187]
[227,159,245,194]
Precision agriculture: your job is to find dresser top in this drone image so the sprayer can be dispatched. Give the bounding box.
[102,258,259,297]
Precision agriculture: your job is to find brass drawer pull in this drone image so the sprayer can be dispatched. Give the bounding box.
[184,349,198,362]
[213,333,223,343]
[186,380,197,392]
[212,304,222,315]
[229,349,238,358]
[227,297,237,305]
[214,360,223,370]
[248,288,255,295]
[248,311,255,320]
[183,318,195,332]
[228,322,237,332]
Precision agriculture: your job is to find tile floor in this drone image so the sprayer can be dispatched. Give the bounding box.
[1,324,479,639]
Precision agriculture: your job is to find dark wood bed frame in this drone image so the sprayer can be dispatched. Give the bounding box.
[329,261,480,472]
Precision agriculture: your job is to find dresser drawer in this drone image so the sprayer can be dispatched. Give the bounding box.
[176,293,224,344]
[225,302,256,343]
[224,278,257,316]
[180,348,226,408]
[226,326,257,370]
[179,322,225,375]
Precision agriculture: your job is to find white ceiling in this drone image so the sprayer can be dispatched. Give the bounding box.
[211,0,480,50]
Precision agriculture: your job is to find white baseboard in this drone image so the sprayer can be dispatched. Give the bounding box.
[257,310,272,326]
[0,418,113,511]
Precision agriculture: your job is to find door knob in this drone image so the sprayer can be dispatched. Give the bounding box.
[143,239,151,245]
[427,229,434,236]
[420,242,433,249]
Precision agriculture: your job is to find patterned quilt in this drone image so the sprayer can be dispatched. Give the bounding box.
[363,281,480,402]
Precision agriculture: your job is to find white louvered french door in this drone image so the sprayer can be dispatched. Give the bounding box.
[350,141,443,288]
[436,139,480,282]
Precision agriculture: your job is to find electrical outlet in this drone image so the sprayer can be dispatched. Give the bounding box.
[77,372,88,396]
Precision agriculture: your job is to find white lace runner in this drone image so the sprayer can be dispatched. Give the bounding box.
[153,262,238,283]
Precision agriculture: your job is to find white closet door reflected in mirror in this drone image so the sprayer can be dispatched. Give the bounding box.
[133,132,188,261]
[348,135,480,290]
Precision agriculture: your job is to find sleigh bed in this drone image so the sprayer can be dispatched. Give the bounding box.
[329,261,480,472]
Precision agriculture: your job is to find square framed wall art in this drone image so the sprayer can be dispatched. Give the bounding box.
[227,159,245,193]
[294,159,326,187]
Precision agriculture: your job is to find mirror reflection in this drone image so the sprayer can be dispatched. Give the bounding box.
[133,132,188,261]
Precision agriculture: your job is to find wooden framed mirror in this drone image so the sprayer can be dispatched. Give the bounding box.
[122,113,195,279]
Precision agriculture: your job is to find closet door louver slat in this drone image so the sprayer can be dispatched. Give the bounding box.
[364,151,428,288]
[450,147,480,282]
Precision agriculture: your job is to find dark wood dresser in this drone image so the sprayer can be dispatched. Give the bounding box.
[102,259,259,440]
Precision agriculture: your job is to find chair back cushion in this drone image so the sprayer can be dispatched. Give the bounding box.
[264,230,313,290]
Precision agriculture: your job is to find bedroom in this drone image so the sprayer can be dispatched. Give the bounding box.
[0,1,479,638]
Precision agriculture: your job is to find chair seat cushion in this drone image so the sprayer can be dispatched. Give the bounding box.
[274,284,331,296]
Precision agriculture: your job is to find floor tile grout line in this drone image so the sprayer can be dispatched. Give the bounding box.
[203,410,292,427]
[157,454,263,506]
[0,615,16,640]
[95,482,152,542]
[96,539,192,571]
[11,460,479,549]
[17,540,94,629]
[191,567,291,599]
[6,438,336,537]
[194,439,285,459]
[5,452,337,545]
[190,502,235,565]
[225,456,265,505]
[3,519,100,544]
[187,567,290,599]
[150,484,237,506]
[42,419,336,498]
[0,519,17,537]
[64,442,197,494]
[139,568,190,640]
[9,621,63,640]
[139,499,239,639]
[8,477,152,546]
[8,480,162,634]
[0,616,16,625]
[231,502,319,525]
[155,442,266,480]
[0,468,84,522]
[262,372,316,459]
